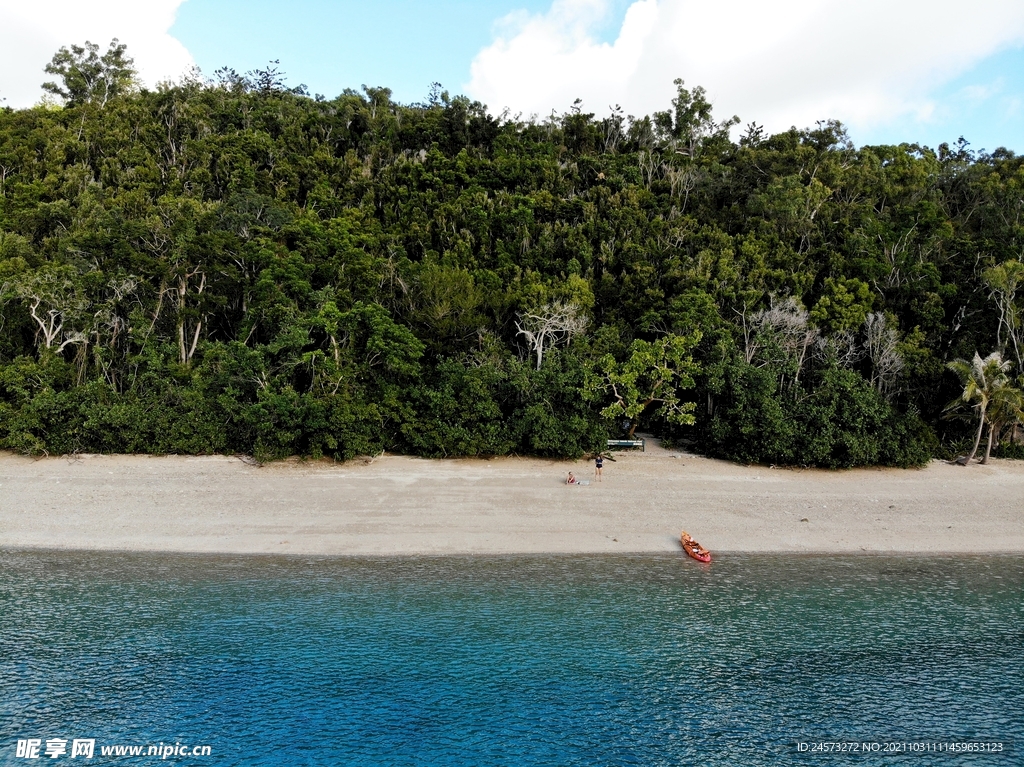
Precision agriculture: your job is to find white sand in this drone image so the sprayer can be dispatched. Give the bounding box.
[1,445,1022,555]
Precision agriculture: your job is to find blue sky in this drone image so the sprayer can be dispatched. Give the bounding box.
[170,0,1024,153]
[172,0,550,104]
[171,0,627,104]
[855,44,1024,154]
[2,0,1023,153]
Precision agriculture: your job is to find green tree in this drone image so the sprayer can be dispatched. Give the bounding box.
[10,265,89,357]
[983,382,1024,463]
[982,260,1024,371]
[42,39,137,107]
[945,351,1014,463]
[653,79,738,159]
[590,332,702,437]
[0,61,1016,466]
[515,301,588,370]
[810,277,874,333]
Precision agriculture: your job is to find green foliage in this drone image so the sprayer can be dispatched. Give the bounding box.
[653,79,739,159]
[2,40,1020,465]
[510,352,607,456]
[944,351,1019,462]
[703,357,934,468]
[810,277,874,333]
[995,440,1024,460]
[982,259,1024,370]
[402,359,513,457]
[591,333,702,436]
[42,39,136,107]
[703,361,795,463]
[401,352,605,458]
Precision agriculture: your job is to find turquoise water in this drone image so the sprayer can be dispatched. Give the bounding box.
[1,552,1021,765]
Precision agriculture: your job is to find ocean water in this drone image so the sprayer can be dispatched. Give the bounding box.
[1,551,1021,766]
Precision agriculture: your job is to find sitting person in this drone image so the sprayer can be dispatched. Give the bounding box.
[681,530,707,554]
[567,472,578,485]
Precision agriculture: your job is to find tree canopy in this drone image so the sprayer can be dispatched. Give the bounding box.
[0,42,1022,465]
[42,39,136,107]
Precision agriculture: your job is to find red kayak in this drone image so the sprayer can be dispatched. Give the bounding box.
[680,531,711,562]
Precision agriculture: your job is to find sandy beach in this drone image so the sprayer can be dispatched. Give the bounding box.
[1,444,1022,555]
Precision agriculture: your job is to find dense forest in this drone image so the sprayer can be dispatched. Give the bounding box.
[1,41,1022,466]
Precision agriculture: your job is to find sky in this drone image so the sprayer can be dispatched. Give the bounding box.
[1,0,1023,153]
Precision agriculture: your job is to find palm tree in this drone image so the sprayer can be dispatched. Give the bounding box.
[945,352,1013,463]
[982,383,1024,463]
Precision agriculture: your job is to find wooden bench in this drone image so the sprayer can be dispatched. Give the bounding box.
[607,439,645,452]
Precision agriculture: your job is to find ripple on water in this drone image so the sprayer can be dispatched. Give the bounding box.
[1,552,1022,766]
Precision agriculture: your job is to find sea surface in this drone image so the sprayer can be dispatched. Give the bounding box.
[1,551,1021,766]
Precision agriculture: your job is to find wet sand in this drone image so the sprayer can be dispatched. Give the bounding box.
[1,447,1022,555]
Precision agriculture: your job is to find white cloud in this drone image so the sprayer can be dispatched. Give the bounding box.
[0,0,194,108]
[466,0,1024,135]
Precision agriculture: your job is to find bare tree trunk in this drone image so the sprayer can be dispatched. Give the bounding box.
[967,405,987,462]
[187,319,203,362]
[28,298,62,349]
[177,322,187,365]
[73,342,89,385]
[516,303,587,371]
[981,421,996,464]
[146,281,166,338]
[175,272,205,365]
[177,276,187,364]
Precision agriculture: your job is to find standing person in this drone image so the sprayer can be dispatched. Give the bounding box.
[594,454,604,482]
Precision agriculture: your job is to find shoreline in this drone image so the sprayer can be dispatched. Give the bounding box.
[6,547,1024,559]
[2,447,1023,556]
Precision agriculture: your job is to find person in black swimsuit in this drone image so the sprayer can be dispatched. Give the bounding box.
[595,455,603,482]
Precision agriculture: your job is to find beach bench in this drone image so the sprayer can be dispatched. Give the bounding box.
[607,438,645,452]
